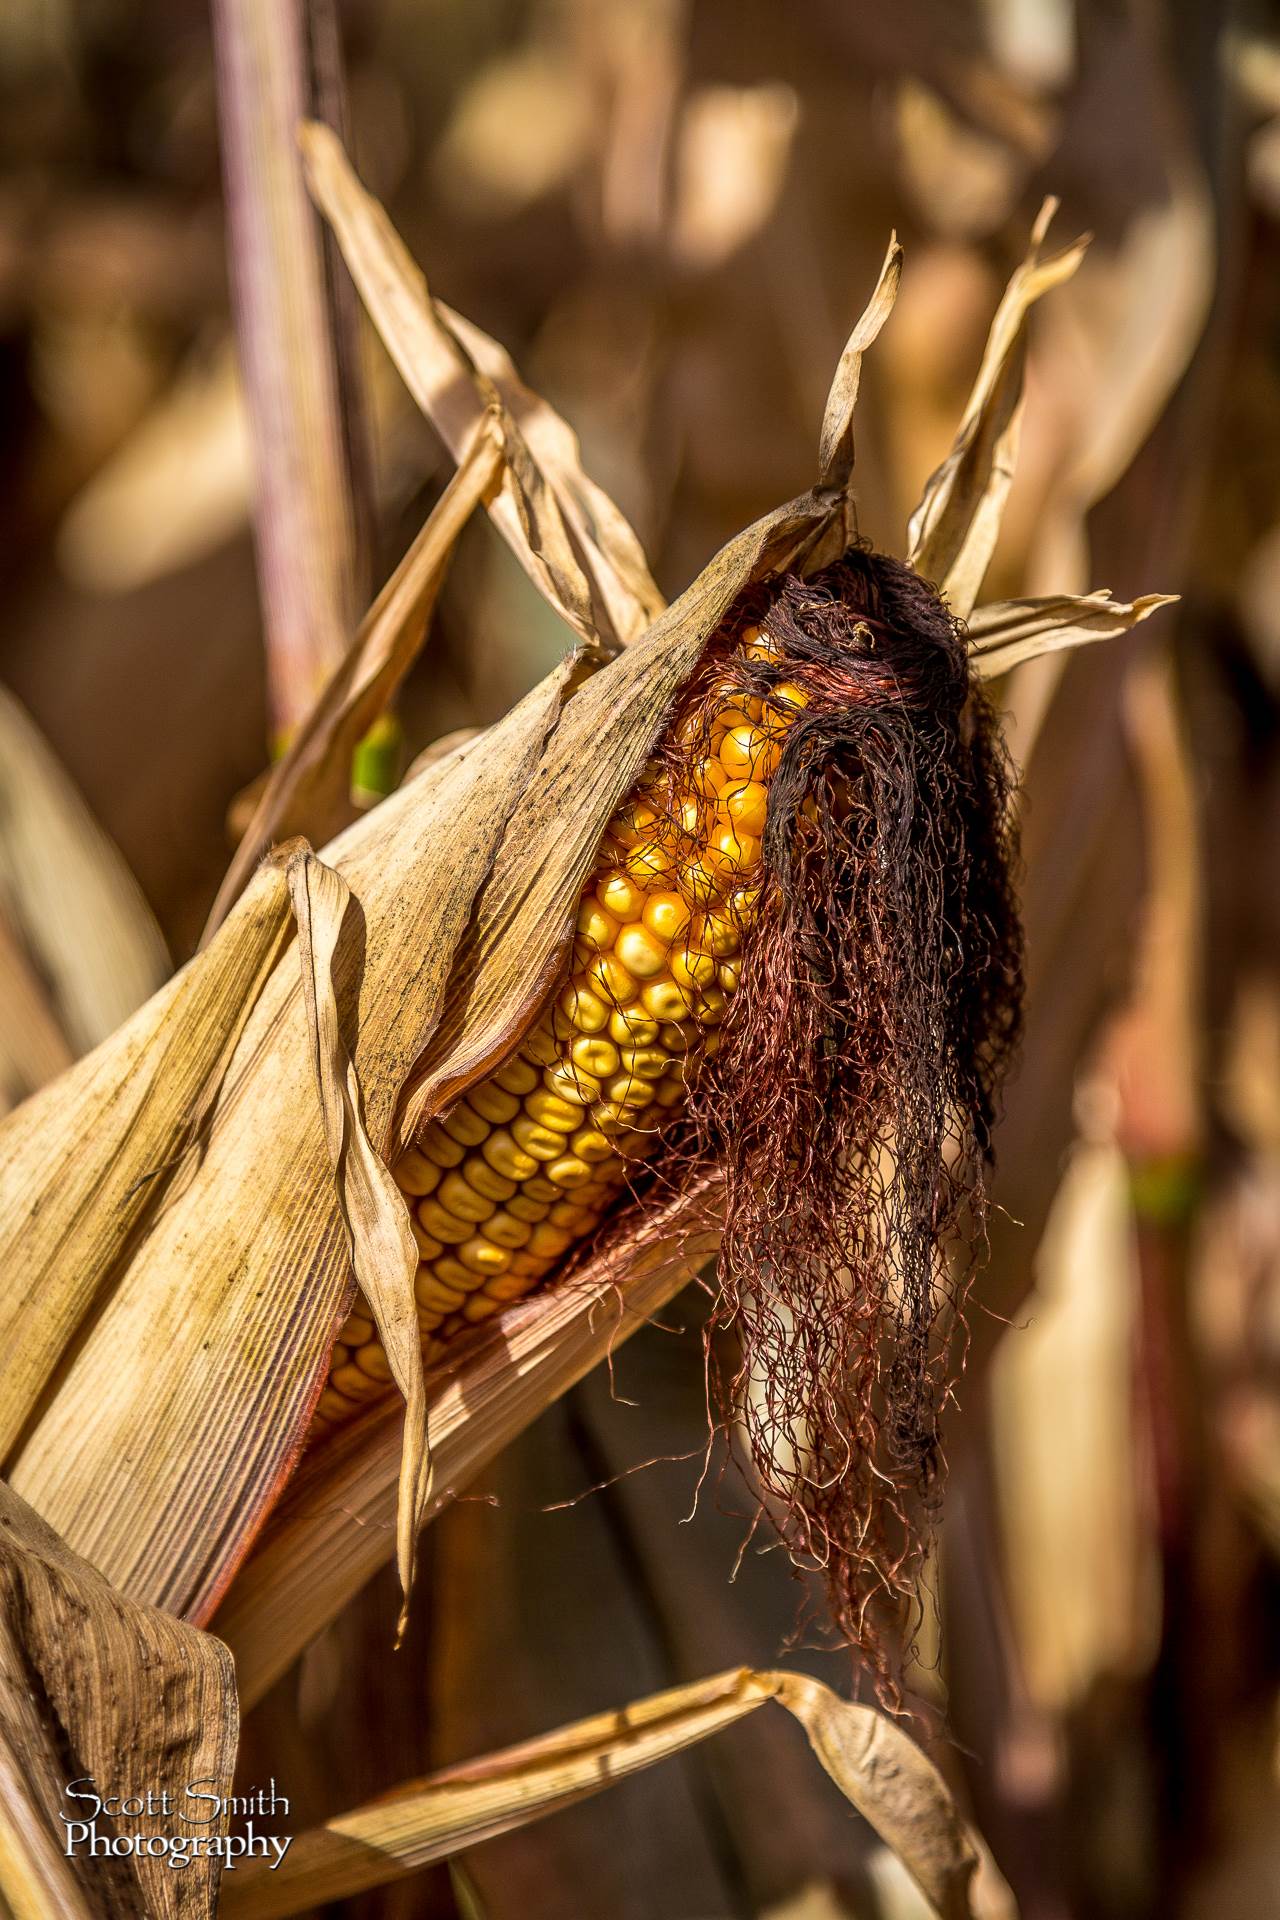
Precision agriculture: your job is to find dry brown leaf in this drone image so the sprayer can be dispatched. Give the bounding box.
[203,410,504,939]
[905,200,1088,617]
[300,120,663,655]
[0,1482,237,1920]
[967,590,1177,679]
[0,855,294,1460]
[220,1666,994,1920]
[1,665,571,1621]
[283,843,427,1642]
[818,234,904,491]
[216,1174,721,1707]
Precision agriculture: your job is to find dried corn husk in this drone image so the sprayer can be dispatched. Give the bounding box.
[0,1482,236,1920]
[220,1666,1005,1920]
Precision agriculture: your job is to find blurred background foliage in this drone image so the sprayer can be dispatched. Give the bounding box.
[3,1,1280,1915]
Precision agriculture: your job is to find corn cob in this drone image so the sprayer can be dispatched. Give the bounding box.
[313,623,807,1425]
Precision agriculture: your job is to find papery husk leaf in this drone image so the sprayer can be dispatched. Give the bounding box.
[439,300,665,646]
[300,120,662,656]
[0,858,295,1458]
[968,591,1177,679]
[282,845,427,1642]
[0,686,169,1066]
[216,1174,722,1708]
[219,1666,995,1920]
[905,199,1088,617]
[0,1482,237,1920]
[1,666,571,1619]
[203,410,504,939]
[817,234,903,490]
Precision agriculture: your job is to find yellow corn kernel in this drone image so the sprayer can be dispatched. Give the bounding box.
[440,1104,489,1149]
[608,1005,660,1047]
[689,908,741,958]
[466,1081,521,1127]
[457,1237,512,1277]
[511,1112,571,1161]
[331,1363,382,1401]
[641,890,690,942]
[670,944,717,992]
[485,1270,541,1301]
[410,1218,443,1261]
[485,1210,534,1250]
[624,839,674,887]
[615,924,669,981]
[437,1170,495,1225]
[492,1054,540,1097]
[743,624,781,660]
[544,1058,601,1105]
[617,1045,669,1081]
[481,1129,540,1182]
[463,1293,504,1323]
[507,1192,552,1224]
[521,1025,562,1067]
[641,978,696,1024]
[577,898,619,952]
[463,1156,517,1204]
[720,724,781,782]
[416,1271,469,1314]
[571,1035,619,1079]
[546,1155,594,1188]
[569,1127,617,1164]
[418,1197,475,1246]
[587,953,639,1007]
[559,978,611,1034]
[396,1147,442,1197]
[721,780,769,837]
[419,1125,465,1169]
[354,1341,394,1384]
[598,872,646,920]
[527,1222,575,1259]
[609,799,660,848]
[706,824,761,878]
[604,1073,656,1109]
[523,1088,582,1133]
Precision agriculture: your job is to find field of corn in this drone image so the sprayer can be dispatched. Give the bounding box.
[2,1,1279,1917]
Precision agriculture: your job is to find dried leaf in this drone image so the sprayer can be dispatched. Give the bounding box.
[967,590,1177,679]
[219,1667,992,1920]
[203,410,505,939]
[0,856,294,1460]
[215,1174,722,1707]
[300,120,662,655]
[818,234,904,491]
[905,201,1088,617]
[0,1482,237,1920]
[1,665,570,1620]
[283,843,426,1639]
